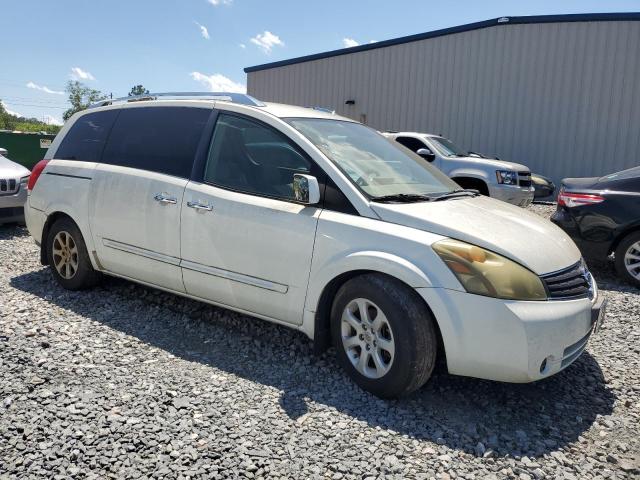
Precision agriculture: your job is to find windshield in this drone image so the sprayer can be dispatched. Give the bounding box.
[285,118,458,199]
[429,137,468,157]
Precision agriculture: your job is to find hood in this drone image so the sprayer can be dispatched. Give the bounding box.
[371,195,580,275]
[0,155,30,178]
[456,156,530,172]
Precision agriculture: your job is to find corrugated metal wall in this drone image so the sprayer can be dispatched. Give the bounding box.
[247,20,640,184]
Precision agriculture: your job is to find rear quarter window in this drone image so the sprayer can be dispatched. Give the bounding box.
[101,106,211,178]
[55,110,119,162]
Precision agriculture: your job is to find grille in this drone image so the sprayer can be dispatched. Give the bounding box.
[0,179,18,195]
[518,171,532,188]
[561,331,591,368]
[0,207,24,218]
[541,261,592,299]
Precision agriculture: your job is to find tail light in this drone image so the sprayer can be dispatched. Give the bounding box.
[27,159,50,191]
[557,189,605,208]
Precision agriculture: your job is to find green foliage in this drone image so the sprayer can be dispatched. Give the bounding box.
[0,99,61,134]
[63,81,107,121]
[128,85,150,96]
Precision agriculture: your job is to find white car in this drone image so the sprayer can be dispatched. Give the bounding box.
[383,132,535,207]
[24,93,605,398]
[0,149,30,224]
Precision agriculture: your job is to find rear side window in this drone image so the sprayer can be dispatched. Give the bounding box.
[55,110,118,162]
[102,106,211,178]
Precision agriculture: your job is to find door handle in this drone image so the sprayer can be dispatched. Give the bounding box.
[187,200,213,212]
[154,193,177,204]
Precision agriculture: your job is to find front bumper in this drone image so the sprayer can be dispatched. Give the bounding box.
[418,279,599,383]
[0,187,27,223]
[489,184,535,207]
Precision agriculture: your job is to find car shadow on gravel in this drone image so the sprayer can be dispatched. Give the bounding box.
[0,224,28,240]
[10,268,616,460]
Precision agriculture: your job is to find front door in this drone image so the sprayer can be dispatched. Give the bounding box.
[180,113,321,324]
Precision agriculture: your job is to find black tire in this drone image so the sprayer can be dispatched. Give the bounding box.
[331,273,437,398]
[46,217,101,290]
[614,231,640,288]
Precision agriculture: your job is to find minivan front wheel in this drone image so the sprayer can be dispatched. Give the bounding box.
[331,273,437,398]
[47,217,100,290]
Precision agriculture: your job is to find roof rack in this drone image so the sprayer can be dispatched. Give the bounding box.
[90,92,265,109]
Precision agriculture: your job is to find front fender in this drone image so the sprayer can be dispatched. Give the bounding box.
[305,250,434,313]
[448,168,490,183]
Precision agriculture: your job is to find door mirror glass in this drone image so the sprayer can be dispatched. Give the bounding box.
[416,148,435,161]
[293,174,320,205]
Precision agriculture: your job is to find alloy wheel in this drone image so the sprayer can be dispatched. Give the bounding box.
[340,298,395,379]
[52,231,79,280]
[624,241,640,280]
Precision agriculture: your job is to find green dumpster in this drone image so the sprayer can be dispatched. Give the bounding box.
[0,130,58,170]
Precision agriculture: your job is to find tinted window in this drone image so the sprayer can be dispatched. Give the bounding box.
[102,107,210,178]
[56,110,118,162]
[396,136,427,152]
[204,114,311,200]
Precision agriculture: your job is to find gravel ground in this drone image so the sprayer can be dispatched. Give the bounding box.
[1,205,638,479]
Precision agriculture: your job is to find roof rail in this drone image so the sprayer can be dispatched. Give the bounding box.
[90,92,265,109]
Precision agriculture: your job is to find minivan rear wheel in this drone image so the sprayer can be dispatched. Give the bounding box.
[47,217,101,290]
[331,273,437,398]
[614,231,640,288]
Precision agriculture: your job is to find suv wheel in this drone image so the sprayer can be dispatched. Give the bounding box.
[614,232,640,288]
[47,217,101,290]
[331,273,437,398]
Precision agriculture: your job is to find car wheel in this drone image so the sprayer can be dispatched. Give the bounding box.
[614,232,640,288]
[331,273,437,398]
[47,217,101,290]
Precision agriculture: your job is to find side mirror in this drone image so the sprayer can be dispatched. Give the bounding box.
[416,148,435,161]
[293,174,320,205]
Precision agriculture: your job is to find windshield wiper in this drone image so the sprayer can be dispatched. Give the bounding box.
[432,189,480,201]
[372,193,433,203]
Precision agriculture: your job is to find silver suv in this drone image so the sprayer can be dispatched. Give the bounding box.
[384,132,535,207]
[0,149,30,224]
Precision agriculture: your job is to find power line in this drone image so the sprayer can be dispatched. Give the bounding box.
[2,101,67,110]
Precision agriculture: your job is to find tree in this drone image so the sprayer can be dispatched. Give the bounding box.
[128,85,150,96]
[63,81,107,121]
[0,100,17,130]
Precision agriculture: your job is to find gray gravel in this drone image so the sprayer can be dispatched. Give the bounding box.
[1,205,639,479]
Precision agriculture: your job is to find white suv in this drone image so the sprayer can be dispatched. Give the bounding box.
[383,132,535,207]
[25,93,604,398]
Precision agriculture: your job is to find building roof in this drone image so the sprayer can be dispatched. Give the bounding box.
[244,12,640,73]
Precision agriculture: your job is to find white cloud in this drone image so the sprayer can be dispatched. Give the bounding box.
[239,43,246,49]
[70,67,95,81]
[190,72,246,93]
[250,31,284,54]
[43,115,64,126]
[194,21,210,39]
[26,81,64,95]
[1,101,22,117]
[343,38,359,48]
[207,0,232,5]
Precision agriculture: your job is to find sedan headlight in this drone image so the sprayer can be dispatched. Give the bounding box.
[496,170,518,185]
[432,238,547,301]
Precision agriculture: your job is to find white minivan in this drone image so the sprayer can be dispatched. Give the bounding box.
[25,93,605,398]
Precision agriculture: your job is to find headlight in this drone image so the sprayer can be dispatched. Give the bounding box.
[496,170,518,185]
[20,175,30,185]
[432,238,547,301]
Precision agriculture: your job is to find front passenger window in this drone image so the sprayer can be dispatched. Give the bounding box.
[204,114,311,200]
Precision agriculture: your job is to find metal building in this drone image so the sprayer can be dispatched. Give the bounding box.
[245,13,640,184]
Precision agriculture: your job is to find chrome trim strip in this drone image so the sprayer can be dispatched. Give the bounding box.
[102,238,181,266]
[180,259,288,294]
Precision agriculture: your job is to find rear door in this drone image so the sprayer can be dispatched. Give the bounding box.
[90,105,212,292]
[180,112,322,324]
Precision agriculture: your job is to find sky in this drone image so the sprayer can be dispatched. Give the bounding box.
[2,0,639,125]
